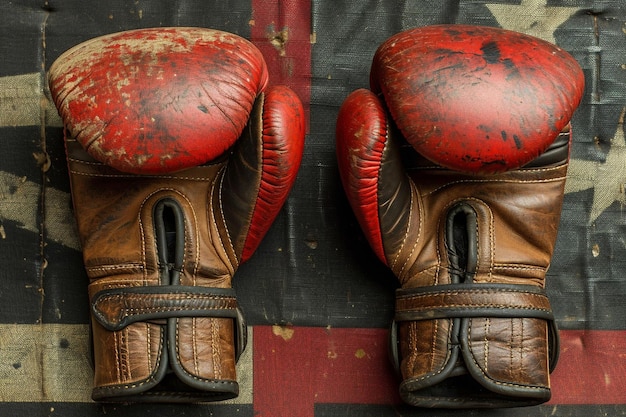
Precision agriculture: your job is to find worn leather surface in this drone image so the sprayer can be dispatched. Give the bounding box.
[336,25,584,408]
[67,135,240,401]
[368,25,585,175]
[48,27,270,174]
[49,28,305,402]
[338,86,571,406]
[61,87,303,401]
[391,130,569,407]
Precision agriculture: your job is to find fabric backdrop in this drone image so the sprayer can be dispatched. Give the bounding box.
[0,0,624,416]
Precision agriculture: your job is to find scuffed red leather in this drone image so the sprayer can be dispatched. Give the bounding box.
[241,86,305,262]
[369,25,584,174]
[338,90,570,407]
[49,27,269,174]
[335,89,389,263]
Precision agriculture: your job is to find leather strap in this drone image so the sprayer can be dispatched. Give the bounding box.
[389,283,560,375]
[394,283,554,322]
[91,285,247,360]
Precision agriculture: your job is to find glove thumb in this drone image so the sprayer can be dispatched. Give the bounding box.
[336,88,414,267]
[221,85,305,264]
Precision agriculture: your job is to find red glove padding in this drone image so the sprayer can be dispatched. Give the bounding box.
[51,27,271,174]
[368,24,584,174]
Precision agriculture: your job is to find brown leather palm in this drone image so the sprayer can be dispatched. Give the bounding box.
[383,129,570,407]
[67,137,243,402]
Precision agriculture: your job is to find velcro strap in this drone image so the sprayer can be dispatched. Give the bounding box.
[391,283,560,373]
[394,283,554,322]
[91,286,240,331]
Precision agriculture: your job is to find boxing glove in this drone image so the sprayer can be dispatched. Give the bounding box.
[336,25,584,408]
[49,27,305,402]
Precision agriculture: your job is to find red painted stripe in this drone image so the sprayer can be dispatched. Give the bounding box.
[253,327,626,416]
[250,0,312,130]
[253,326,399,417]
[549,330,626,404]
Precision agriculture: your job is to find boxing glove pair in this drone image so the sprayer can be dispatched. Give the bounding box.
[50,25,584,406]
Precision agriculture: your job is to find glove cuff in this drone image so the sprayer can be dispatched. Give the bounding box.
[391,283,559,408]
[89,284,247,402]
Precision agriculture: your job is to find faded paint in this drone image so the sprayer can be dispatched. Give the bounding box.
[272,325,295,341]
